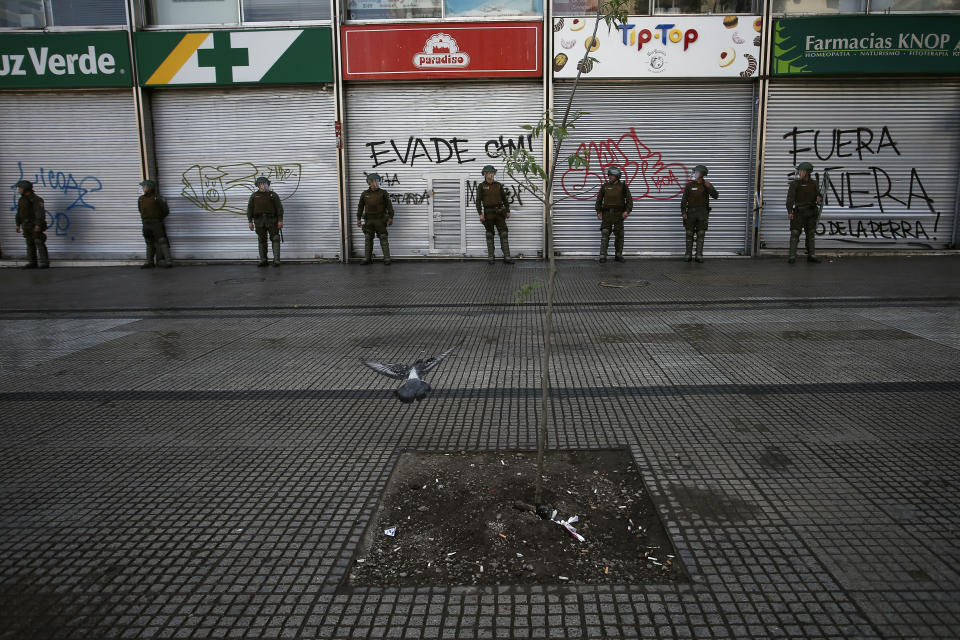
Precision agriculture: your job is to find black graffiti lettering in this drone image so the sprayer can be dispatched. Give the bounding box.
[877,126,901,156]
[783,127,815,166]
[410,138,431,165]
[431,138,454,164]
[916,220,930,238]
[870,166,906,212]
[366,140,396,168]
[451,138,474,164]
[907,168,936,213]
[821,167,845,206]
[389,190,431,205]
[786,125,901,164]
[846,171,873,209]
[835,128,857,158]
[821,218,931,240]
[380,173,401,187]
[855,127,874,160]
[484,134,536,159]
[390,138,413,165]
[465,179,524,208]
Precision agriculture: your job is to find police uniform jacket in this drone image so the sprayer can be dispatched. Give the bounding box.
[247,189,284,223]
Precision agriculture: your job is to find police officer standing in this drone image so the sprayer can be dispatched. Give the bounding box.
[247,176,284,267]
[594,166,632,263]
[786,161,822,264]
[356,173,394,265]
[476,165,513,264]
[680,165,718,263]
[14,180,49,269]
[138,180,172,269]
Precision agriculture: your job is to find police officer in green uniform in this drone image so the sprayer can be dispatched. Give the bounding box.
[594,166,632,263]
[138,180,173,269]
[476,165,513,264]
[680,165,719,263]
[356,173,395,265]
[786,161,822,264]
[15,180,49,269]
[246,176,284,267]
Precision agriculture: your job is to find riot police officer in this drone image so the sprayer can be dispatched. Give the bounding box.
[786,161,822,264]
[14,180,49,269]
[247,176,284,267]
[680,165,719,263]
[138,180,172,268]
[476,165,512,264]
[594,166,632,263]
[356,173,394,265]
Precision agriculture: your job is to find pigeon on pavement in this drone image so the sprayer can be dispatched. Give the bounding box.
[363,347,456,403]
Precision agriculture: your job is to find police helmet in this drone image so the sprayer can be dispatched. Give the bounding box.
[797,162,813,172]
[140,180,157,192]
[16,180,33,191]
[482,165,497,175]
[693,165,709,176]
[366,173,381,184]
[606,166,622,177]
[255,176,270,186]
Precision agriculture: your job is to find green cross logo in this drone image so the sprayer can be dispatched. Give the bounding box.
[197,32,249,83]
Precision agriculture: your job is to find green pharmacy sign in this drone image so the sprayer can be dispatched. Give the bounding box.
[136,27,333,86]
[0,31,132,89]
[774,15,960,75]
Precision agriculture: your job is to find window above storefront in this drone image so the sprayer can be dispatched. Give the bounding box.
[345,0,543,21]
[773,0,959,14]
[145,0,330,27]
[554,0,757,15]
[0,0,127,28]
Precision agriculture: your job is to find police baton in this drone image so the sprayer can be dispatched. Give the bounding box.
[279,227,284,243]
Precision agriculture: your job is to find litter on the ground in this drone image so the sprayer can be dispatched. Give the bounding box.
[384,527,397,537]
[498,533,507,539]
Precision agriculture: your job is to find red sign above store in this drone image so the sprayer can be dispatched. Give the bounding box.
[342,22,542,80]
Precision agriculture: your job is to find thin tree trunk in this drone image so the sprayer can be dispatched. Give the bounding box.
[533,8,606,506]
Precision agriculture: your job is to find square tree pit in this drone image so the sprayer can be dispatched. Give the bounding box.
[346,449,687,588]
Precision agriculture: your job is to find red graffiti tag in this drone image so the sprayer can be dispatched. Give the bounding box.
[560,128,688,202]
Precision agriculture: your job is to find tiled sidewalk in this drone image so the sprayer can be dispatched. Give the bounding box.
[1,257,958,639]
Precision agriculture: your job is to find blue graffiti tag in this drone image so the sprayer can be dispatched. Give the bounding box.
[14,161,102,211]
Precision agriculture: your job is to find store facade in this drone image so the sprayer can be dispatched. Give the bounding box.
[759,14,960,252]
[0,31,142,260]
[341,21,545,260]
[135,27,339,260]
[551,14,763,256]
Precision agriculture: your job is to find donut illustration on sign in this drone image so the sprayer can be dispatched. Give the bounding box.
[753,17,763,32]
[570,18,586,31]
[585,36,600,52]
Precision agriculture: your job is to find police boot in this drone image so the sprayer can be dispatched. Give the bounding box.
[486,233,495,264]
[157,238,173,268]
[380,236,391,265]
[272,238,281,267]
[694,233,705,263]
[37,240,50,269]
[141,242,156,268]
[599,229,610,263]
[258,237,269,267]
[614,233,624,262]
[501,234,513,264]
[806,233,821,263]
[788,231,799,264]
[684,231,694,262]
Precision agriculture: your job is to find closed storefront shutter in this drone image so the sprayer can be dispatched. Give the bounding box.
[0,91,141,260]
[151,86,339,260]
[552,81,757,256]
[345,82,543,259]
[761,79,960,251]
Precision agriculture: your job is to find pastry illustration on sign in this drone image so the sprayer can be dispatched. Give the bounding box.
[570,18,586,31]
[554,17,564,32]
[561,38,576,49]
[719,48,736,67]
[584,36,600,52]
[753,17,762,32]
[732,31,744,44]
[723,16,738,28]
[553,53,568,72]
[739,53,757,77]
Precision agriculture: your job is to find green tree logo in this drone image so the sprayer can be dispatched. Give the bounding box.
[774,22,809,74]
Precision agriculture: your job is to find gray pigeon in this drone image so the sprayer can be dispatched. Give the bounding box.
[363,347,456,403]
